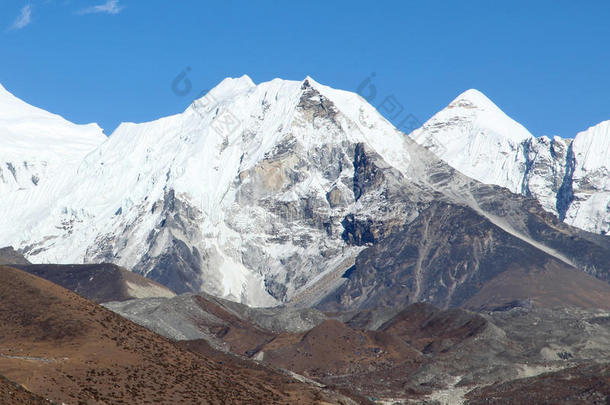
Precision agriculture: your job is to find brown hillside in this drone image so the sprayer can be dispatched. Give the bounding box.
[6,263,175,303]
[0,374,47,405]
[259,319,422,379]
[0,266,352,404]
[466,363,610,404]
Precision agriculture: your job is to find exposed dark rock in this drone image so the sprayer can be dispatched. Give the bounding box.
[556,141,576,221]
[321,197,610,312]
[0,246,30,265]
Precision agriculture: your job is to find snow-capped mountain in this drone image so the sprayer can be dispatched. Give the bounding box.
[1,77,609,309]
[411,90,610,236]
[2,76,414,306]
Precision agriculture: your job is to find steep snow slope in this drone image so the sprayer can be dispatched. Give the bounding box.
[411,90,609,235]
[0,83,105,192]
[0,83,106,250]
[566,121,610,234]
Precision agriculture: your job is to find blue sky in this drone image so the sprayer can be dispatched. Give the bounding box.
[1,0,609,137]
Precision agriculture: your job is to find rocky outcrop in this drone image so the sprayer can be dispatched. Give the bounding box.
[0,246,30,265]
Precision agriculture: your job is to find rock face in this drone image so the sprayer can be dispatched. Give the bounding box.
[319,201,610,311]
[1,77,609,309]
[411,89,610,236]
[0,246,30,265]
[314,142,610,311]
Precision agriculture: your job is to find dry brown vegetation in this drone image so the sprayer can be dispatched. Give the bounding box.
[0,266,354,404]
[0,374,47,405]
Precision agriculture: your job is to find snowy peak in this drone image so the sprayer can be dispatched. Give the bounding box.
[411,88,610,236]
[410,89,535,193]
[0,81,63,122]
[424,88,533,143]
[445,88,532,143]
[1,74,413,307]
[201,74,256,102]
[447,88,500,111]
[301,76,326,91]
[0,82,41,119]
[0,82,97,129]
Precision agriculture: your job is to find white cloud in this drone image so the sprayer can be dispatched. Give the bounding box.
[79,0,124,15]
[10,5,32,30]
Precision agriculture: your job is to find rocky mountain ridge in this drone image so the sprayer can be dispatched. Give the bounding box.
[1,77,608,310]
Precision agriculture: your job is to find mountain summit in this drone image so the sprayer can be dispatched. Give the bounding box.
[411,88,534,192]
[412,90,610,236]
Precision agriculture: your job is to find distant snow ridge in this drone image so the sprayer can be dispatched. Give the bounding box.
[411,90,610,236]
[0,83,105,194]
